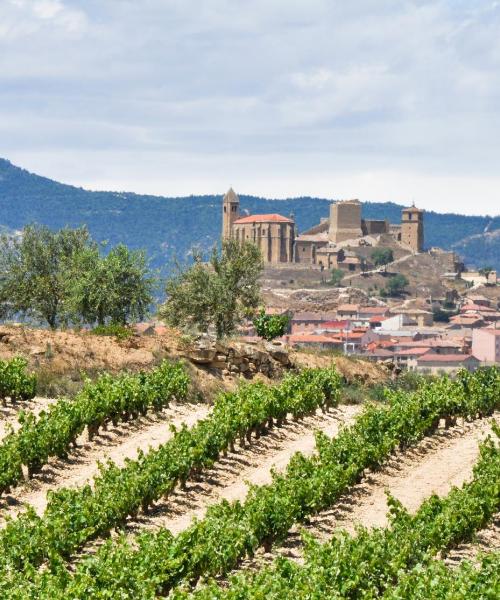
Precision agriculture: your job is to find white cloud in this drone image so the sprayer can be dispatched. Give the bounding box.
[0,0,499,215]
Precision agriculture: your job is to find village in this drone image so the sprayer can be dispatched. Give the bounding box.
[219,189,500,373]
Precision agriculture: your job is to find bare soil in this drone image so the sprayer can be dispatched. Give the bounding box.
[0,402,210,522]
[236,415,497,569]
[0,396,56,441]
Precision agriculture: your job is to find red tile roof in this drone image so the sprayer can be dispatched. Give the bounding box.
[233,214,293,224]
[396,347,430,356]
[418,353,475,363]
[320,320,350,330]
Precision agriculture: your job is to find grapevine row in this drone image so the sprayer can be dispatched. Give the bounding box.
[0,357,36,405]
[3,367,497,599]
[172,423,500,600]
[0,367,341,572]
[0,360,189,494]
[383,551,500,599]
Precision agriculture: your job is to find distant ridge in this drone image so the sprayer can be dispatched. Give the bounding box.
[0,158,499,273]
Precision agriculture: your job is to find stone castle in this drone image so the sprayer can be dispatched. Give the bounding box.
[222,190,424,269]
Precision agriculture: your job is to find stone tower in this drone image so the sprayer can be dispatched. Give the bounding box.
[401,205,424,253]
[329,199,363,243]
[222,187,240,239]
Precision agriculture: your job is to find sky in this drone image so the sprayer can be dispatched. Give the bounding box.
[1,0,499,216]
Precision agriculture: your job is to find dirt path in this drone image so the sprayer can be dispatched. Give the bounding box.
[0,401,210,521]
[444,512,500,565]
[266,416,497,564]
[0,397,57,441]
[125,405,362,538]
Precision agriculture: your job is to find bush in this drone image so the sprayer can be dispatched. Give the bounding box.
[253,311,290,341]
[0,357,37,403]
[91,323,133,341]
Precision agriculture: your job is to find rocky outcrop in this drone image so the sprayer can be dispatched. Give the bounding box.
[184,336,292,379]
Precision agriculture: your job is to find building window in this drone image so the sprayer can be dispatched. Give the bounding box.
[224,206,226,213]
[232,206,236,212]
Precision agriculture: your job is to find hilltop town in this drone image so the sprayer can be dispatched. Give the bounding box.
[221,188,500,373]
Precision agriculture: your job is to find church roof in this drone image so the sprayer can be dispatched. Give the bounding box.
[233,214,293,224]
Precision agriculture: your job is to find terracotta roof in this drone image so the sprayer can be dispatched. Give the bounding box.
[369,316,388,323]
[233,214,293,224]
[337,304,359,312]
[359,306,389,315]
[418,353,476,363]
[395,339,462,349]
[396,347,431,356]
[461,304,495,313]
[365,348,394,357]
[320,320,350,330]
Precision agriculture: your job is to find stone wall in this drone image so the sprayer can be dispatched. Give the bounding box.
[184,337,292,379]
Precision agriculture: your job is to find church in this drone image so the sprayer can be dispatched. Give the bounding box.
[222,189,424,268]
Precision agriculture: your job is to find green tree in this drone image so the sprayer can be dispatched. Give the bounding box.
[371,247,394,271]
[327,268,344,287]
[0,225,91,328]
[66,244,155,326]
[253,310,290,341]
[385,273,409,297]
[160,239,263,339]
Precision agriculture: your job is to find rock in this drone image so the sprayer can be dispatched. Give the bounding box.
[186,348,216,364]
[210,360,228,369]
[29,346,45,356]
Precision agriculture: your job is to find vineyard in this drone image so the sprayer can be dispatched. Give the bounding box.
[0,356,498,598]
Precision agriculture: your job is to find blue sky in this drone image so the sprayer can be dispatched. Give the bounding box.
[1,0,499,215]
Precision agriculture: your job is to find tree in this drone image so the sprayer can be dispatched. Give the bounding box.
[160,239,263,339]
[371,248,394,271]
[0,225,91,328]
[65,244,155,326]
[253,310,290,341]
[327,268,345,287]
[385,273,409,297]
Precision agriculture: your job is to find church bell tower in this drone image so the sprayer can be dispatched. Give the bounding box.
[222,187,240,239]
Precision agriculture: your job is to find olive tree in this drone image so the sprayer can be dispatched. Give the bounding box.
[160,239,263,339]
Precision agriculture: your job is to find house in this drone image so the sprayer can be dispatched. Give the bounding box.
[465,295,492,308]
[408,353,480,375]
[389,307,434,327]
[358,306,390,320]
[447,315,485,330]
[361,329,423,348]
[472,328,500,364]
[286,334,343,351]
[290,311,338,333]
[337,304,359,319]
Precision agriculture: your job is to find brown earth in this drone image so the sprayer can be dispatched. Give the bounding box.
[0,401,210,522]
[0,325,389,402]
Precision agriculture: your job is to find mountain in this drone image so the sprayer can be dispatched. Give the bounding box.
[1,158,499,274]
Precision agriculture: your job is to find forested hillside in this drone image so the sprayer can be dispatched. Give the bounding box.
[1,158,498,273]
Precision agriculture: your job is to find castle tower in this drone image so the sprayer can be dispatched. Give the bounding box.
[222,187,240,239]
[329,199,363,243]
[401,205,424,253]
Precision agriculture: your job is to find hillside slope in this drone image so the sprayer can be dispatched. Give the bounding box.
[1,158,499,273]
